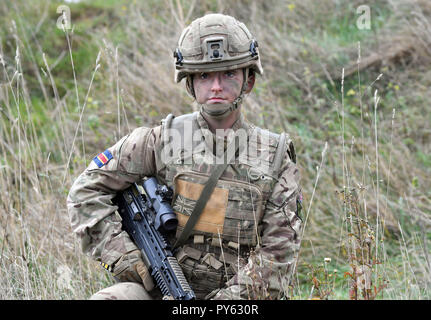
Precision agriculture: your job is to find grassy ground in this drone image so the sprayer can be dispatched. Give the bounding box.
[0,0,429,299]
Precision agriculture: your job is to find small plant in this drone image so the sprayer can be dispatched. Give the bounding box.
[304,258,338,300]
[337,188,387,300]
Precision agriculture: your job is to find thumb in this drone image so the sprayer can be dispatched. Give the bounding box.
[135,261,155,292]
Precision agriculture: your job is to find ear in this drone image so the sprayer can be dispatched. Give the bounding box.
[186,75,196,98]
[244,72,255,94]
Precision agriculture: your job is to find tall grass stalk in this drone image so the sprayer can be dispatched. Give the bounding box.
[373,89,381,290]
[61,51,101,186]
[293,141,328,286]
[64,25,86,163]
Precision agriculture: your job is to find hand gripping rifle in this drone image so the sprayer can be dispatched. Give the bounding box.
[113,177,195,300]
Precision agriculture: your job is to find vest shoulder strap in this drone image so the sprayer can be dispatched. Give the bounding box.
[253,127,295,176]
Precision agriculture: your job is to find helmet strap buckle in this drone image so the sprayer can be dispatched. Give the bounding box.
[249,40,259,57]
[174,48,184,66]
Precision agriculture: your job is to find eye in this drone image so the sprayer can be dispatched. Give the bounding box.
[200,73,208,80]
[225,71,235,78]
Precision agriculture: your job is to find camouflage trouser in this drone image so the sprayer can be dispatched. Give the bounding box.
[90,282,162,300]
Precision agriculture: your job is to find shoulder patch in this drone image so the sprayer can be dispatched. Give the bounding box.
[93,149,113,168]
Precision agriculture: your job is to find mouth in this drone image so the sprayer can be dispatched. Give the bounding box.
[207,97,226,103]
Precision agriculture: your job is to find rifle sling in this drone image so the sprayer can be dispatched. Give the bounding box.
[173,161,230,248]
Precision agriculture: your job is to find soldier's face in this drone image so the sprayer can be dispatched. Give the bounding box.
[193,69,254,104]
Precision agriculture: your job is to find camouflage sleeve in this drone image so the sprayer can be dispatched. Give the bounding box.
[213,138,302,300]
[66,126,161,268]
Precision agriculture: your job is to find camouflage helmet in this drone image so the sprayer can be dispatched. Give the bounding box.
[173,13,263,83]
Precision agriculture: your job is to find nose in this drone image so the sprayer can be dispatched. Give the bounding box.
[210,75,222,93]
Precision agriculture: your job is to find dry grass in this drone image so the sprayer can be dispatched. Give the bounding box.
[0,0,430,299]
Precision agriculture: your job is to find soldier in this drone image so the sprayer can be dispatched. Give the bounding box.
[67,13,302,300]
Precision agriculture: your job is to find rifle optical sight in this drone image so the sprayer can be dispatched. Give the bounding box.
[143,177,178,232]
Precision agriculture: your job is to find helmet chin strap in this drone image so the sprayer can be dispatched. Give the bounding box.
[197,68,249,120]
[199,96,242,120]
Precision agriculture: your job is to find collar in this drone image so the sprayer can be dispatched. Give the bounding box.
[196,111,255,152]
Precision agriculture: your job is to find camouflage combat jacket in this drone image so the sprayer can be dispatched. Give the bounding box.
[67,111,302,299]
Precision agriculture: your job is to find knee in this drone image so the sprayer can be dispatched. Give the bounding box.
[90,282,153,300]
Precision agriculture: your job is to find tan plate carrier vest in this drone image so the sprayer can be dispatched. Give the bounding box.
[153,112,288,298]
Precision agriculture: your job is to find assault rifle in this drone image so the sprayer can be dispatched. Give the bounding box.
[113,177,195,300]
